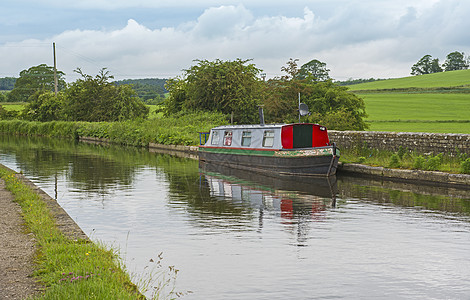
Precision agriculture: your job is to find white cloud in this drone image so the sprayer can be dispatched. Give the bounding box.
[192,5,254,39]
[1,1,470,81]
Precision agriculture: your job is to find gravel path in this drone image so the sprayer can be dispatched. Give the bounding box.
[0,178,41,299]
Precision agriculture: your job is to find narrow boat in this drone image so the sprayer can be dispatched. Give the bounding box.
[199,109,339,177]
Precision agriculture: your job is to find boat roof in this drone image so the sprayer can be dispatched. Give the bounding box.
[211,123,322,130]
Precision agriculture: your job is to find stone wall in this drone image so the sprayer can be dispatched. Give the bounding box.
[328,130,470,155]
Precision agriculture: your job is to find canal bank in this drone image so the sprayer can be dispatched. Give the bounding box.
[0,163,86,299]
[338,163,470,189]
[0,164,144,299]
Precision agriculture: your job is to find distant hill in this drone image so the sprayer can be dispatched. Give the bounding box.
[114,78,167,91]
[0,77,16,90]
[114,78,168,104]
[349,69,470,91]
[335,78,385,86]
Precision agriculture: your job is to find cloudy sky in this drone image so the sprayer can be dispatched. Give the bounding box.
[1,0,469,82]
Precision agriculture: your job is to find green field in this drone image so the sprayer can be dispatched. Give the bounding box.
[361,93,470,121]
[359,93,470,133]
[349,70,470,133]
[2,103,24,111]
[350,69,470,91]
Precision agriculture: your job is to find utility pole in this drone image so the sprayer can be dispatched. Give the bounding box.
[53,42,58,96]
[298,92,301,123]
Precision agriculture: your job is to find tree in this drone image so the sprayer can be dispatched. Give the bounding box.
[64,68,149,122]
[411,55,442,75]
[429,58,443,73]
[303,80,368,130]
[443,51,469,71]
[0,77,16,90]
[7,64,66,102]
[164,76,188,115]
[280,58,300,80]
[298,59,330,81]
[263,59,367,130]
[165,59,263,123]
[22,91,65,121]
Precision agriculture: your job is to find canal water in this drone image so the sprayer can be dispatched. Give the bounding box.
[0,135,469,299]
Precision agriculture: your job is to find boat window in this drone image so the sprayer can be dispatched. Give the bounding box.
[241,131,252,146]
[263,130,274,147]
[223,131,233,146]
[211,131,220,145]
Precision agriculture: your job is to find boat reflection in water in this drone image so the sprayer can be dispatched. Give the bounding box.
[199,161,338,228]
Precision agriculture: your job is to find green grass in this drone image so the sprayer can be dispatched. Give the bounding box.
[0,167,145,299]
[340,146,470,174]
[349,71,470,133]
[0,111,228,146]
[359,93,470,133]
[349,69,470,91]
[360,93,470,121]
[2,102,25,111]
[2,104,160,119]
[366,121,470,134]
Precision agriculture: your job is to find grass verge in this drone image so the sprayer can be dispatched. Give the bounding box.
[340,145,470,174]
[0,166,144,300]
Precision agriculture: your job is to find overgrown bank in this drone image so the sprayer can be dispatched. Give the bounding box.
[0,112,227,147]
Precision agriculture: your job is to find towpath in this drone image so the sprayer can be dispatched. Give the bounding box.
[0,178,41,299]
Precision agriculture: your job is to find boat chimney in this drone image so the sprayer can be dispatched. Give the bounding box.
[258,105,265,126]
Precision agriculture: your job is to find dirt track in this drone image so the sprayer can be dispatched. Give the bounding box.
[0,178,41,299]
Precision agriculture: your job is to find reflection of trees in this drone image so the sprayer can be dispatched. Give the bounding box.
[337,174,470,214]
[0,135,144,194]
[66,155,135,191]
[162,157,252,222]
[0,135,71,176]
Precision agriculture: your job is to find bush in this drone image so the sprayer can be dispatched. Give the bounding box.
[389,153,400,168]
[459,152,468,162]
[413,155,426,169]
[312,109,368,131]
[22,91,65,121]
[397,146,407,159]
[461,158,470,174]
[426,153,443,171]
[64,68,149,122]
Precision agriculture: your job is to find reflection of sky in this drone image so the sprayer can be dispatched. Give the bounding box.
[1,148,470,299]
